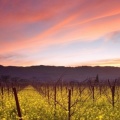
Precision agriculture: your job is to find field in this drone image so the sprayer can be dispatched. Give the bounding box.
[0,81,120,120]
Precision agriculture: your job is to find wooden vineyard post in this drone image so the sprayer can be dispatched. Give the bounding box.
[99,85,102,96]
[89,80,95,103]
[60,82,63,95]
[0,83,4,107]
[0,83,4,98]
[92,85,95,102]
[1,86,3,99]
[12,87,22,120]
[68,89,71,120]
[47,85,50,102]
[54,85,57,119]
[108,79,116,108]
[111,85,115,108]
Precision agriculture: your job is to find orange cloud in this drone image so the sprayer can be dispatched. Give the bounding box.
[77,58,120,67]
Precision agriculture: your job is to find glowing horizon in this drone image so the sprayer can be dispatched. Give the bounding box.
[0,0,120,67]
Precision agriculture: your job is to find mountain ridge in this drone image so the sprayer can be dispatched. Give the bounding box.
[0,65,120,82]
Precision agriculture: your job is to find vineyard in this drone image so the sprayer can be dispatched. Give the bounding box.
[0,77,120,120]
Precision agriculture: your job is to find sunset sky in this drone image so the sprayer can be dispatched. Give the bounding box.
[0,0,120,67]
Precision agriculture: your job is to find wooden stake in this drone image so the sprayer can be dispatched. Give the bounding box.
[12,87,22,120]
[68,89,71,120]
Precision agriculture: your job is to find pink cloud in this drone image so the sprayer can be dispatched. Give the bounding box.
[0,0,80,27]
[1,13,120,54]
[1,0,120,66]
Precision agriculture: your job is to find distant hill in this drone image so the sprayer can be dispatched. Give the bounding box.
[0,65,120,82]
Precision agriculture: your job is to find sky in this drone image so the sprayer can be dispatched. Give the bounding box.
[0,0,120,67]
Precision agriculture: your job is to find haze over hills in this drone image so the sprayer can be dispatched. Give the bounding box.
[0,65,120,83]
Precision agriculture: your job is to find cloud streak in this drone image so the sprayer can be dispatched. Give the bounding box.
[0,0,120,66]
[0,53,35,66]
[79,58,120,67]
[105,30,120,42]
